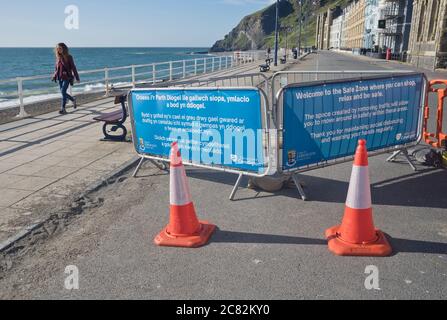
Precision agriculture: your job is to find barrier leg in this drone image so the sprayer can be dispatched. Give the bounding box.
[229,173,244,201]
[292,174,307,201]
[133,156,146,177]
[149,159,168,171]
[386,149,401,162]
[133,157,169,178]
[386,148,417,171]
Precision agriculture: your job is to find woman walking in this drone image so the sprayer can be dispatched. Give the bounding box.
[52,43,80,114]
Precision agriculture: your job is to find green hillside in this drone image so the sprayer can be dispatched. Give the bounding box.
[211,0,352,52]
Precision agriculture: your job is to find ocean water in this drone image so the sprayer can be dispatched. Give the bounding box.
[0,47,213,107]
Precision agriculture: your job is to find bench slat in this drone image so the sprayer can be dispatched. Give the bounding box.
[93,110,123,122]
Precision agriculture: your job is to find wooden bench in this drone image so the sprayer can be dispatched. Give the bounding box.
[259,58,273,72]
[93,93,128,141]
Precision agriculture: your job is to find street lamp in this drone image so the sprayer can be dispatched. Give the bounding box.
[281,25,292,61]
[280,25,292,60]
[274,0,279,66]
[297,0,302,55]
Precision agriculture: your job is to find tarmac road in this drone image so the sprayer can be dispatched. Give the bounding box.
[0,51,446,300]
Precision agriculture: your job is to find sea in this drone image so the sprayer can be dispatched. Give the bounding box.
[0,47,213,108]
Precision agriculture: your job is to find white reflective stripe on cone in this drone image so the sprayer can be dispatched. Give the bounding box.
[170,166,192,206]
[345,165,372,210]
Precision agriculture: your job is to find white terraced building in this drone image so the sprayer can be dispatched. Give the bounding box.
[330,14,344,49]
[364,0,380,49]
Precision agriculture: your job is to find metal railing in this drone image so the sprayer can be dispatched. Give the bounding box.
[0,51,263,118]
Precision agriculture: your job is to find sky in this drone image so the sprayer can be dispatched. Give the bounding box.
[0,0,276,47]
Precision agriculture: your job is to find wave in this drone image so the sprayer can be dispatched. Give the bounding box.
[189,51,210,55]
[0,91,19,100]
[82,83,105,92]
[0,93,60,110]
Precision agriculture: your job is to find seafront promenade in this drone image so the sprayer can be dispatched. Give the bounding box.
[0,55,288,248]
[0,51,446,300]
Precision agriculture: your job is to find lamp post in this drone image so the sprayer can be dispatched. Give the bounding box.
[281,25,292,61]
[274,0,279,66]
[298,0,303,55]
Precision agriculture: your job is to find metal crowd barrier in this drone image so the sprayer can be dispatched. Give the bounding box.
[270,71,428,200]
[127,70,431,201]
[128,73,272,200]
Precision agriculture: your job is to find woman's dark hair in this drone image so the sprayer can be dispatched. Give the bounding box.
[55,43,70,62]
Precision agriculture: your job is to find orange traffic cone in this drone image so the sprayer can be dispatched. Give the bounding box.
[325,140,392,256]
[154,142,216,248]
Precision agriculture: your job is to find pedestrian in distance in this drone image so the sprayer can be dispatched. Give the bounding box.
[52,43,80,115]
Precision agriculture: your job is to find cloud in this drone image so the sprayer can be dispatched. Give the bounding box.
[221,0,276,6]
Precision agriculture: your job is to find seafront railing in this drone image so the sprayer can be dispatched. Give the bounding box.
[0,50,263,118]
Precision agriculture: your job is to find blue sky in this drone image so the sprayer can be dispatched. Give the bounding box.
[0,0,276,47]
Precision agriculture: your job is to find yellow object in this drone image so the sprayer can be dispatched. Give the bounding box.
[442,151,447,168]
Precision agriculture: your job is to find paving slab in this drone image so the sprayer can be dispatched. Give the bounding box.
[0,162,22,174]
[0,173,28,188]
[32,165,80,179]
[6,163,52,176]
[9,176,59,192]
[0,189,34,207]
[1,153,42,165]
[54,156,98,168]
[30,155,69,167]
[0,141,22,151]
[48,148,89,157]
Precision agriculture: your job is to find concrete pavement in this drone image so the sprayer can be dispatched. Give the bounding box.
[0,99,135,243]
[0,59,277,247]
[0,51,446,300]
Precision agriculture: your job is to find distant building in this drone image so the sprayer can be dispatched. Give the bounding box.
[330,14,344,49]
[317,0,415,56]
[341,3,355,49]
[407,0,447,69]
[376,0,413,55]
[315,8,333,49]
[345,0,367,50]
[364,0,380,50]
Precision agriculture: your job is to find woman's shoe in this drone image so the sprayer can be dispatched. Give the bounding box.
[59,109,67,115]
[73,97,77,109]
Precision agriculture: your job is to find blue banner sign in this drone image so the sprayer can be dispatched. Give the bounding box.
[282,73,424,170]
[129,88,266,174]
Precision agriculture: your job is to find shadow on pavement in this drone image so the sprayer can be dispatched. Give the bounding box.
[187,168,244,186]
[187,167,447,209]
[295,168,447,210]
[387,235,447,256]
[0,101,120,158]
[212,228,327,245]
[210,229,447,256]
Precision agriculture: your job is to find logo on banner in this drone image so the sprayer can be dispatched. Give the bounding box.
[287,150,297,167]
[139,138,146,151]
